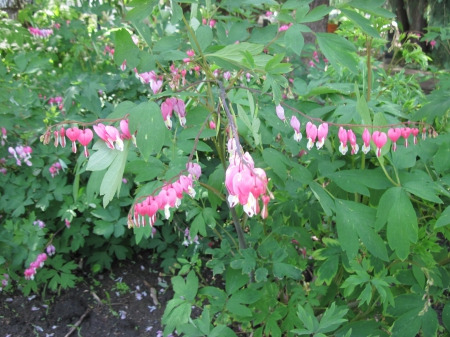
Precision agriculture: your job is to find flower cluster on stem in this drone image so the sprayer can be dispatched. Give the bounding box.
[24,253,47,280]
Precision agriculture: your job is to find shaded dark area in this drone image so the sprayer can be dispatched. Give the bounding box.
[0,255,174,337]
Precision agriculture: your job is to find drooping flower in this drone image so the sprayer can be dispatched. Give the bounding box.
[362,128,371,154]
[93,124,124,151]
[261,195,270,219]
[306,122,317,150]
[338,127,348,155]
[411,128,419,145]
[290,116,301,142]
[401,127,411,148]
[316,123,328,149]
[388,128,401,151]
[172,99,187,127]
[161,99,173,130]
[1,127,6,146]
[186,162,201,180]
[223,71,231,81]
[120,120,132,139]
[66,127,81,153]
[276,105,286,122]
[372,131,387,157]
[120,60,127,71]
[78,129,94,157]
[209,120,216,130]
[60,127,66,148]
[430,40,436,49]
[347,129,359,155]
[422,127,427,140]
[46,245,56,256]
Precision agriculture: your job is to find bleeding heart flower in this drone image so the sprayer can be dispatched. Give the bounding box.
[362,128,371,154]
[388,128,401,151]
[78,129,93,157]
[372,131,387,157]
[338,127,348,155]
[306,122,317,150]
[66,127,80,153]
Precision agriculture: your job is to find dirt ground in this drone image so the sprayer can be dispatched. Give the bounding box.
[0,253,175,337]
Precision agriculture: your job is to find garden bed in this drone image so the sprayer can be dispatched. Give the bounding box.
[0,254,174,337]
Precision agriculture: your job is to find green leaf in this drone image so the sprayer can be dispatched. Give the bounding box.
[255,267,268,282]
[434,141,450,175]
[93,220,114,239]
[237,104,253,132]
[326,171,370,196]
[100,142,130,207]
[442,303,450,332]
[129,101,167,160]
[422,308,438,337]
[125,0,158,23]
[309,182,335,216]
[346,0,397,18]
[206,43,264,69]
[190,213,207,238]
[436,206,450,228]
[226,297,253,317]
[335,199,374,259]
[316,33,358,74]
[263,148,287,181]
[356,223,388,261]
[355,86,372,127]
[225,268,249,295]
[284,24,305,56]
[403,181,443,204]
[209,325,237,337]
[411,90,450,123]
[301,4,332,23]
[315,255,339,285]
[340,9,380,38]
[86,142,120,171]
[170,0,183,23]
[114,29,140,69]
[195,25,213,52]
[125,158,165,182]
[385,187,418,260]
[273,262,302,280]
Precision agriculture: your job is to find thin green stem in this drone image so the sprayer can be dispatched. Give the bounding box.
[366,37,373,102]
[217,222,239,251]
[379,161,400,187]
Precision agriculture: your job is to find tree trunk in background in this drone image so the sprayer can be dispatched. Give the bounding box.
[303,0,330,45]
[408,0,428,34]
[0,0,33,19]
[394,0,410,32]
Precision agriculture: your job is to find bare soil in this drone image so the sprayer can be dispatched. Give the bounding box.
[0,253,174,337]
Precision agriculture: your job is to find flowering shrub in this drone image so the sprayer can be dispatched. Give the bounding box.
[2,0,450,337]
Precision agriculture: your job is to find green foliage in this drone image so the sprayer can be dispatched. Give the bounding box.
[1,1,450,337]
